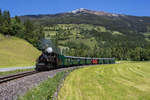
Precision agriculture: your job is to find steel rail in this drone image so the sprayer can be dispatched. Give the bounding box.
[0,71,38,84]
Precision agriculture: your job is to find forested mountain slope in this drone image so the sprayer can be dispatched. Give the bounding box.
[19,8,150,60]
[19,8,150,35]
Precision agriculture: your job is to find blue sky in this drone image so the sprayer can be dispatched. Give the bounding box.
[0,0,149,17]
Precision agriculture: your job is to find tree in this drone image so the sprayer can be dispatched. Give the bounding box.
[24,20,34,33]
[1,20,11,35]
[130,47,141,61]
[3,11,11,24]
[24,20,34,39]
[15,16,21,23]
[0,9,3,33]
[11,18,24,36]
[93,45,99,57]
[0,9,2,25]
[0,10,12,35]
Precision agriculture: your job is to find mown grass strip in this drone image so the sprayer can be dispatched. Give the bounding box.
[18,70,71,100]
[58,62,150,100]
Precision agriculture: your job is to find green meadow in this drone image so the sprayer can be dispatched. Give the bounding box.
[58,62,150,100]
[0,34,41,68]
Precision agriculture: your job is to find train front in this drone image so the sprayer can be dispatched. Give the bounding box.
[35,47,57,71]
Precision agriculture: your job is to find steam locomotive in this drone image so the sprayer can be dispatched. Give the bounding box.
[35,47,115,71]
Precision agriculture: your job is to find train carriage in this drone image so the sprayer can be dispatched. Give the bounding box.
[71,57,79,65]
[98,58,103,64]
[80,57,86,65]
[85,58,92,65]
[63,56,71,67]
[92,58,98,64]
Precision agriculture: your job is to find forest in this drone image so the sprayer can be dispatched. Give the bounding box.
[44,24,150,61]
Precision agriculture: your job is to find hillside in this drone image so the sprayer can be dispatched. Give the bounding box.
[44,24,148,48]
[18,8,150,60]
[0,34,41,68]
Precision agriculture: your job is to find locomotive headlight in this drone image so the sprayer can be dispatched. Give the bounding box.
[46,47,53,53]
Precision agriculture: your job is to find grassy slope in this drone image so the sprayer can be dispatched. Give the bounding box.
[58,62,150,100]
[0,34,41,68]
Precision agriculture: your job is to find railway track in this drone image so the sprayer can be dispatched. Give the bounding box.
[0,71,38,84]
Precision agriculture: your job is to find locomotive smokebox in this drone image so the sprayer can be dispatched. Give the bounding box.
[46,47,53,53]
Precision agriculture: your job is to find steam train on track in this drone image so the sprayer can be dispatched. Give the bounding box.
[35,47,115,71]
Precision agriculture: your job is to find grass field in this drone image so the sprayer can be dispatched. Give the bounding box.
[0,34,41,68]
[58,62,150,100]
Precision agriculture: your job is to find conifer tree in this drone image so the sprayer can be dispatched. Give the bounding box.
[0,9,3,33]
[0,9,2,24]
[3,11,11,24]
[15,16,21,23]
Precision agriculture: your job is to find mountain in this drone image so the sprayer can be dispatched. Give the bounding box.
[19,8,150,34]
[71,8,119,16]
[19,8,150,60]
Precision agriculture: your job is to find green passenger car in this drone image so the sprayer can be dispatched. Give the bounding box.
[79,57,86,65]
[63,56,71,66]
[72,57,80,65]
[106,59,110,64]
[98,58,103,64]
[103,59,106,64]
[85,58,91,65]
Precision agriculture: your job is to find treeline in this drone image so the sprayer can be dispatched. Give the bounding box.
[0,9,44,48]
[62,47,150,61]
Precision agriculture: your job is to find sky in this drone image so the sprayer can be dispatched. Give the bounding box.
[0,0,149,17]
